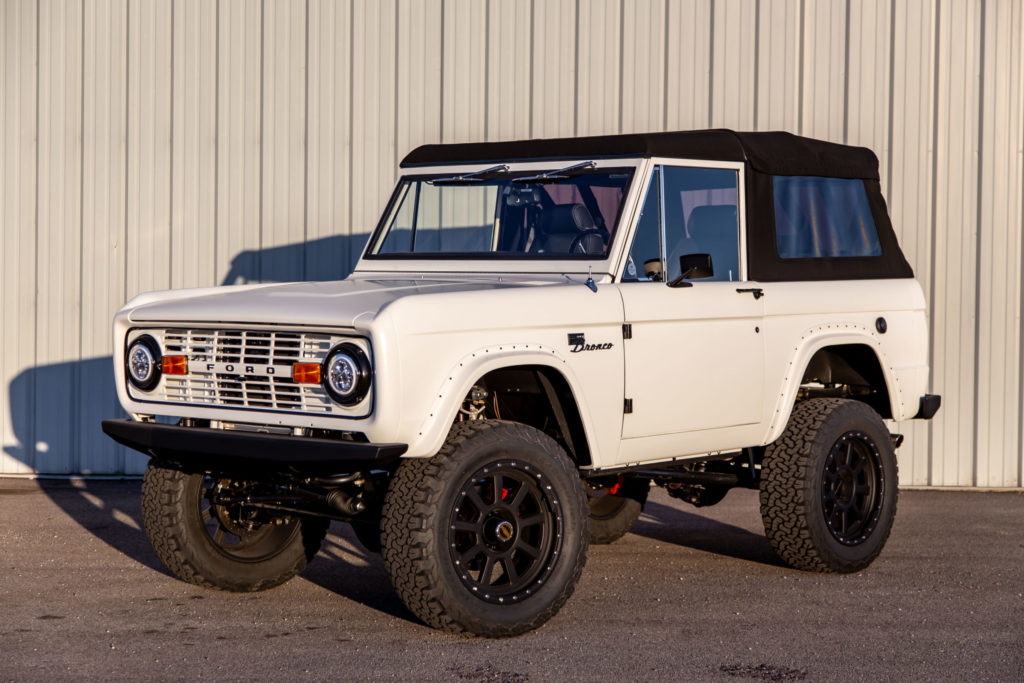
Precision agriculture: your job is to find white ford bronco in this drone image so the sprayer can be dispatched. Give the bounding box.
[104,129,940,637]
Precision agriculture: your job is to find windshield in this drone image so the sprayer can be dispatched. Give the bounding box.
[366,167,634,259]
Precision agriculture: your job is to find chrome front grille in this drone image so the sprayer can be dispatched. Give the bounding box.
[135,328,363,415]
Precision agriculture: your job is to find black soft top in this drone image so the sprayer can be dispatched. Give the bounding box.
[401,129,880,180]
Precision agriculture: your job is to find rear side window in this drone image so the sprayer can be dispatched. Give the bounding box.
[773,176,881,259]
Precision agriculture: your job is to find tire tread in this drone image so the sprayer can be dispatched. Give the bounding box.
[381,420,588,637]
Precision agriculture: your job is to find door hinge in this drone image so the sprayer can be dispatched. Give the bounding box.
[622,323,632,339]
[624,398,633,414]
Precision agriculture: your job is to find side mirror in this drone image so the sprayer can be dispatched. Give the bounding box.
[667,253,714,288]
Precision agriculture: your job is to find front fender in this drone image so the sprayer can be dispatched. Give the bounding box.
[403,344,600,462]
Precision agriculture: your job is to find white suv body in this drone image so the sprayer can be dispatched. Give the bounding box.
[104,130,939,637]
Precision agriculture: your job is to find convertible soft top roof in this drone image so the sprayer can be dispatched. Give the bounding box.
[401,129,880,180]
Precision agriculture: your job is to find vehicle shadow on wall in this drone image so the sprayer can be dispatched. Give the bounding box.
[3,235,371,578]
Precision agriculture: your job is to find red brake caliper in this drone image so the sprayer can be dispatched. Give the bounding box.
[607,475,623,496]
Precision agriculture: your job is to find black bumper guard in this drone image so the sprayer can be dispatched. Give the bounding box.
[914,394,942,420]
[101,419,407,476]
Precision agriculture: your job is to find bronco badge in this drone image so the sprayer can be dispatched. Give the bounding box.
[568,333,613,353]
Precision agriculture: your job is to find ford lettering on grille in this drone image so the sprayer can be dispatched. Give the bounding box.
[190,361,294,378]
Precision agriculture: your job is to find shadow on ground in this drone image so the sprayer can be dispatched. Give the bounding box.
[631,497,784,568]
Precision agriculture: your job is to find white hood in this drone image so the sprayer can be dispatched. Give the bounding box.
[125,276,535,327]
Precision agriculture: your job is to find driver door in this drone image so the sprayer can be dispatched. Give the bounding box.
[617,162,765,459]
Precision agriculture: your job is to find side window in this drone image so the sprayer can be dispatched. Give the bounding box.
[622,168,663,281]
[773,176,881,258]
[663,166,741,282]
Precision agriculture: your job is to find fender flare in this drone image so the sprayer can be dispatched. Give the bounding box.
[404,343,597,460]
[763,323,905,445]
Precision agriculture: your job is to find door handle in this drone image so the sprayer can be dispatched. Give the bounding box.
[736,288,764,299]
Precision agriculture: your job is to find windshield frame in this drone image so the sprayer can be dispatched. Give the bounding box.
[356,159,645,275]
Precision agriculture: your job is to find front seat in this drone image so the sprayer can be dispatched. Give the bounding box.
[535,203,604,254]
[684,205,739,281]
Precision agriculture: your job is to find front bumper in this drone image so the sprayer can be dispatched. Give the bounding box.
[102,419,407,475]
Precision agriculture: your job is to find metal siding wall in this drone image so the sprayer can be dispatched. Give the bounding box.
[2,0,1022,486]
[215,0,261,286]
[307,0,355,281]
[486,0,531,140]
[33,0,83,475]
[530,0,575,139]
[756,0,800,131]
[576,0,621,136]
[977,0,1024,487]
[1,0,38,475]
[171,0,217,290]
[665,0,712,130]
[932,0,982,487]
[79,0,128,475]
[711,0,757,130]
[889,0,939,486]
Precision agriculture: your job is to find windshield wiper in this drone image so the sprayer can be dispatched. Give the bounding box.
[512,161,596,184]
[428,164,509,186]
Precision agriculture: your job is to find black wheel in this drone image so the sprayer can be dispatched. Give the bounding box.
[588,477,649,544]
[381,420,589,637]
[141,464,328,591]
[760,398,898,573]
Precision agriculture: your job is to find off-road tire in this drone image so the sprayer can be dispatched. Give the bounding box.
[380,420,589,637]
[760,398,898,573]
[141,464,328,591]
[588,478,650,544]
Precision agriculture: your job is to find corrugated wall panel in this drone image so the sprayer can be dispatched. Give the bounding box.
[171,0,217,289]
[307,0,355,280]
[576,0,621,136]
[31,0,83,475]
[755,0,800,131]
[441,0,486,143]
[350,0,396,264]
[2,0,1022,485]
[710,0,757,129]
[888,0,938,486]
[79,0,129,475]
[396,0,441,153]
[530,0,575,138]
[126,0,172,298]
[259,0,307,283]
[124,0,173,475]
[846,0,891,159]
[0,0,38,475]
[486,0,531,140]
[621,0,666,134]
[665,0,712,130]
[215,0,261,285]
[931,0,982,487]
[800,0,846,140]
[977,0,1024,487]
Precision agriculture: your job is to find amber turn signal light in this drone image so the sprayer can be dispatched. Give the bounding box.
[161,355,188,375]
[292,362,321,384]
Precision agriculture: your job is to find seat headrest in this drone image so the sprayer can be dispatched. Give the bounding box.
[539,203,596,235]
[688,205,737,241]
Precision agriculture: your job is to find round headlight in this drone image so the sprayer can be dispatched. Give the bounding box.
[126,335,161,391]
[322,343,371,405]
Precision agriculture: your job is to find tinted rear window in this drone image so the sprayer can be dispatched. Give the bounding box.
[773,176,881,259]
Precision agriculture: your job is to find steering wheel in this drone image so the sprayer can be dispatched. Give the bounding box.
[569,229,608,255]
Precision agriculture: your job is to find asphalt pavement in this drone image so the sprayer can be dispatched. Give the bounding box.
[1,479,1021,682]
